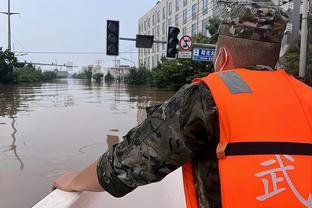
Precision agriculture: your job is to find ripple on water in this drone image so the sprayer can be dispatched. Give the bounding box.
[0,80,174,208]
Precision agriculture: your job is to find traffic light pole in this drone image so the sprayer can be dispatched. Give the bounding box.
[120,37,166,44]
[119,37,136,41]
[107,21,166,56]
[153,40,166,44]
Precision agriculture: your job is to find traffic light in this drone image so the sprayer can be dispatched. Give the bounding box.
[106,20,119,56]
[166,26,180,58]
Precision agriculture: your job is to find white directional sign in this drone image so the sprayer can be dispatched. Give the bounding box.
[179,35,192,51]
[178,51,192,59]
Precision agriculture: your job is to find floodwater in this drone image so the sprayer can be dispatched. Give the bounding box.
[0,80,185,208]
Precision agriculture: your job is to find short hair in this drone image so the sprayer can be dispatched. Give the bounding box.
[217,35,281,68]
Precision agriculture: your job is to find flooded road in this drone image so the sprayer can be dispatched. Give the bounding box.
[0,80,185,208]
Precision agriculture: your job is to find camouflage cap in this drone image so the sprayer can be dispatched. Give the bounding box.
[219,0,289,43]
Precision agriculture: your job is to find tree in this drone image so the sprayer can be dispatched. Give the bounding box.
[281,19,312,85]
[93,73,104,83]
[16,64,43,83]
[84,66,93,80]
[125,66,152,85]
[104,71,115,82]
[0,48,21,84]
[42,70,57,80]
[206,17,222,44]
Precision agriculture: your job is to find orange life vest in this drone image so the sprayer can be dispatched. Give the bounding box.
[182,68,312,208]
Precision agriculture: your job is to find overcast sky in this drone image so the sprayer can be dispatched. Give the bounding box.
[0,0,157,71]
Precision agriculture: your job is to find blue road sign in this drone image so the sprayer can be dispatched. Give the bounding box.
[192,48,215,62]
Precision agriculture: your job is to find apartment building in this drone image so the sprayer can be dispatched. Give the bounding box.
[138,0,216,70]
[138,0,285,70]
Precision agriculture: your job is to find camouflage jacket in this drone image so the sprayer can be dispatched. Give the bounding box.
[97,80,221,208]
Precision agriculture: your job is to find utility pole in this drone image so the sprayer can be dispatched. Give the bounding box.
[299,0,310,79]
[0,0,20,51]
[95,60,102,73]
[113,57,121,82]
[288,0,301,43]
[118,59,121,82]
[8,0,11,50]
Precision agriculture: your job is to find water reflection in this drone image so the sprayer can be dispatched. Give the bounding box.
[0,85,22,116]
[4,116,24,170]
[0,80,174,208]
[128,86,169,124]
[0,86,28,170]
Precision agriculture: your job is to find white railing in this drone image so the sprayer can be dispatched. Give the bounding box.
[32,168,185,208]
[33,189,80,208]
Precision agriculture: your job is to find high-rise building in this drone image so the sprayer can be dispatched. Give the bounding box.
[138,0,284,70]
[138,0,215,70]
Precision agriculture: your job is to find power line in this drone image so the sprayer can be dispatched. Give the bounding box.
[14,51,140,55]
[15,1,292,58]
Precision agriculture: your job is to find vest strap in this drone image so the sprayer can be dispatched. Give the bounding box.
[217,142,312,159]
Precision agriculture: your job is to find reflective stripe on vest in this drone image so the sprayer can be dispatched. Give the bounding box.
[182,69,312,208]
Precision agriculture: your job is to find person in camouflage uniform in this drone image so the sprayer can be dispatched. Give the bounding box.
[53,1,290,207]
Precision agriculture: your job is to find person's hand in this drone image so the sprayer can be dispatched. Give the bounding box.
[53,171,79,192]
[52,161,104,193]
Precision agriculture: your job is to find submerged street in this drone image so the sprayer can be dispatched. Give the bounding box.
[0,80,185,208]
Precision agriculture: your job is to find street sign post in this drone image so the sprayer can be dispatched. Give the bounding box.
[179,35,192,51]
[192,44,215,62]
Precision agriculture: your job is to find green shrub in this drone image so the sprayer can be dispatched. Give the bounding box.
[72,72,88,79]
[0,48,19,84]
[93,73,104,82]
[16,65,43,83]
[125,67,152,85]
[104,71,115,82]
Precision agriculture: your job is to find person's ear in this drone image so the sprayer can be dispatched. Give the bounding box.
[214,47,229,72]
